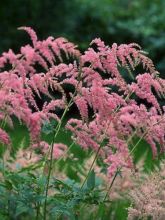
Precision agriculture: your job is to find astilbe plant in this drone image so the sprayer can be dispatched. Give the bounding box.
[0,27,165,219]
[128,160,165,220]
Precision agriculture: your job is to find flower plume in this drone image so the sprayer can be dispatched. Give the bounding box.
[0,27,164,177]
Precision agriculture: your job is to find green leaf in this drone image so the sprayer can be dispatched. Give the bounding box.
[51,206,75,219]
[87,169,95,189]
[4,180,13,190]
[42,120,56,135]
[15,204,29,217]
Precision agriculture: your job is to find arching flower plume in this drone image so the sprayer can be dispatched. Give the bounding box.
[0,27,164,177]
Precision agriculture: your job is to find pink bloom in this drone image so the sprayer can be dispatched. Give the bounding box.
[0,128,10,145]
[18,26,38,46]
[75,96,88,120]
[0,27,164,179]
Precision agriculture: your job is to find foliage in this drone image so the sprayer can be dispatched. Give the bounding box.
[1,0,165,75]
[0,166,106,220]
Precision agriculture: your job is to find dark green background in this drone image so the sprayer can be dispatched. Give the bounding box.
[0,0,165,74]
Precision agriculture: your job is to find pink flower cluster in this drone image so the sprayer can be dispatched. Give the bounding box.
[128,162,165,220]
[0,27,164,176]
[67,39,165,176]
[0,27,80,145]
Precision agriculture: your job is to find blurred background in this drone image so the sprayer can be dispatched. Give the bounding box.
[0,0,165,74]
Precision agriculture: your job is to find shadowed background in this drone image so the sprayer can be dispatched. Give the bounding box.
[0,0,165,73]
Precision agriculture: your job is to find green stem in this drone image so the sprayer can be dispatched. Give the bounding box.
[129,116,165,156]
[43,142,54,220]
[43,61,83,219]
[43,84,79,219]
[55,141,75,166]
[81,145,102,189]
[0,115,8,177]
[42,92,76,173]
[102,134,145,201]
[103,116,165,201]
[36,203,40,220]
[43,100,73,220]
[103,169,119,202]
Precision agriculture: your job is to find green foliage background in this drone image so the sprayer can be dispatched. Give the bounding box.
[0,0,165,73]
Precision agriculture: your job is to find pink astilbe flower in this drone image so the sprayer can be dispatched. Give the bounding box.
[0,128,10,145]
[67,39,165,176]
[75,96,88,120]
[0,27,81,145]
[128,162,165,220]
[130,73,164,111]
[18,27,38,47]
[0,27,165,179]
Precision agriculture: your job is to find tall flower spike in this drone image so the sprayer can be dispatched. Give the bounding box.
[18,26,38,47]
